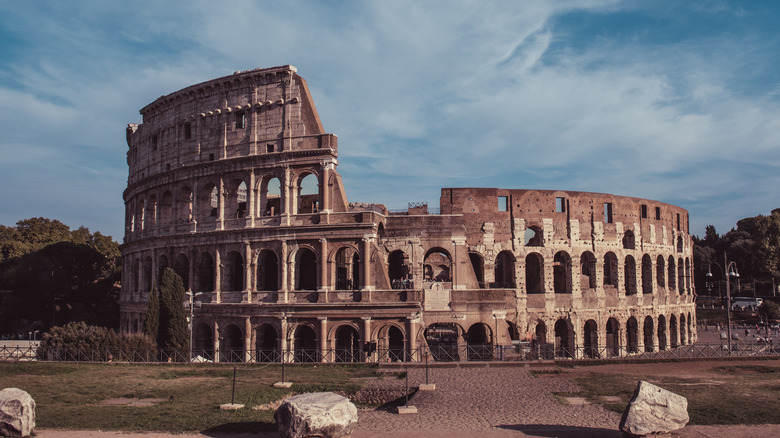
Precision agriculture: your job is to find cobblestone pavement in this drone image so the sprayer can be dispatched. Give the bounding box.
[353,365,622,438]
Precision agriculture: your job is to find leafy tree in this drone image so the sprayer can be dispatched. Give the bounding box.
[142,283,159,345]
[759,300,780,321]
[158,268,188,351]
[38,321,156,360]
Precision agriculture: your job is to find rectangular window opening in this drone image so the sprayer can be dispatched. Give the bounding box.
[641,204,648,219]
[604,202,613,223]
[152,135,158,151]
[676,213,681,230]
[556,197,566,213]
[498,196,508,212]
[655,206,661,220]
[235,111,245,129]
[184,123,192,140]
[266,143,275,153]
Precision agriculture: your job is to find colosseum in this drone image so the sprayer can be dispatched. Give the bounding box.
[120,65,696,362]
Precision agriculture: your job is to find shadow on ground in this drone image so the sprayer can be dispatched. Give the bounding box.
[201,422,276,437]
[498,424,622,437]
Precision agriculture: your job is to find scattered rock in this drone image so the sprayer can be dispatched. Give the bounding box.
[253,394,291,411]
[274,392,358,438]
[0,387,36,437]
[620,380,689,437]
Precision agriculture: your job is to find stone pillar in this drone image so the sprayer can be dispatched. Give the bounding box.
[244,242,252,303]
[321,161,331,212]
[214,247,221,303]
[362,317,372,362]
[452,237,466,289]
[319,238,329,296]
[218,175,225,230]
[407,316,419,362]
[319,317,328,363]
[245,317,252,362]
[281,165,291,226]
[213,321,220,363]
[280,315,289,363]
[281,241,289,302]
[361,236,373,291]
[248,169,256,227]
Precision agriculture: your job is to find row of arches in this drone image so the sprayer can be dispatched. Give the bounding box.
[128,171,321,233]
[542,311,695,358]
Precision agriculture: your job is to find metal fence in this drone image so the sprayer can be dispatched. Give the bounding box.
[3,342,780,364]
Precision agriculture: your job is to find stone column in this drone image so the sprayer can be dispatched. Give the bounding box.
[281,165,291,226]
[319,238,329,297]
[406,316,419,362]
[218,175,225,230]
[362,317,372,362]
[244,242,252,303]
[452,237,466,289]
[281,241,289,303]
[248,169,256,227]
[213,321,220,363]
[361,236,373,291]
[280,315,289,363]
[245,317,252,362]
[319,317,328,363]
[214,247,221,303]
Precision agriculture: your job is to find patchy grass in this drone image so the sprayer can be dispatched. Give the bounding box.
[574,363,780,425]
[0,362,382,433]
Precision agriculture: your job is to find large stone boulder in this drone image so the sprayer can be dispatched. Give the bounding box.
[0,388,35,437]
[619,380,688,437]
[274,392,358,438]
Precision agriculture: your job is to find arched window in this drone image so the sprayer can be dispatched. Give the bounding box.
[197,252,215,292]
[174,253,189,290]
[643,316,654,352]
[260,177,281,216]
[626,317,639,353]
[656,255,665,288]
[641,254,653,295]
[335,247,360,290]
[494,250,516,288]
[677,257,684,294]
[296,248,318,291]
[297,173,319,214]
[225,179,248,219]
[622,230,635,250]
[604,252,618,288]
[424,248,451,282]
[625,256,637,295]
[257,250,279,291]
[668,256,676,291]
[177,186,193,223]
[580,252,596,289]
[388,250,410,288]
[223,251,244,291]
[160,191,173,225]
[525,253,544,294]
[553,251,572,294]
[469,252,485,288]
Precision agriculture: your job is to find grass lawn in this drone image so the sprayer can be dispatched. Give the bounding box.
[573,362,780,425]
[0,362,384,433]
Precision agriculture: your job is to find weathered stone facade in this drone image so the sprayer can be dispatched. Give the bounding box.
[120,65,696,362]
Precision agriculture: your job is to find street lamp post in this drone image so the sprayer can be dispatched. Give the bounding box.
[185,291,204,361]
[707,252,740,352]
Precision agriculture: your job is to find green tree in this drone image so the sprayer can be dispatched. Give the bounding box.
[759,300,780,321]
[158,268,188,352]
[142,284,160,345]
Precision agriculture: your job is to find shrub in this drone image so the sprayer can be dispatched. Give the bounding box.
[38,321,156,361]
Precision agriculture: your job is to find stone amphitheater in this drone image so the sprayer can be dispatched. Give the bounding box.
[120,65,695,362]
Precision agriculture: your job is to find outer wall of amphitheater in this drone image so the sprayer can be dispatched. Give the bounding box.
[120,65,696,362]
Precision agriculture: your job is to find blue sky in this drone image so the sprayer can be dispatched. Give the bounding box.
[1,1,779,241]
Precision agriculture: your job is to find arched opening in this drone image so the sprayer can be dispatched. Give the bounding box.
[622,230,635,250]
[388,326,405,362]
[193,323,213,360]
[389,250,410,288]
[677,236,683,253]
[524,226,544,246]
[643,316,654,352]
[198,183,218,220]
[494,250,516,288]
[685,258,691,293]
[221,324,244,363]
[677,257,685,294]
[679,313,687,345]
[641,254,653,295]
[536,320,552,359]
[293,325,318,362]
[335,247,360,290]
[424,323,459,362]
[160,191,173,225]
[256,324,279,362]
[174,253,189,290]
[554,319,572,358]
[583,320,598,358]
[335,325,361,363]
[177,186,193,223]
[658,315,668,351]
[580,252,597,289]
[656,256,666,288]
[257,250,279,291]
[132,258,140,292]
[423,248,451,283]
[296,248,317,291]
[157,254,169,288]
[670,315,679,348]
[625,256,637,295]
[626,317,639,353]
[297,173,319,214]
[668,256,676,291]
[526,253,544,294]
[553,251,572,294]
[604,252,618,288]
[466,323,493,361]
[223,251,244,292]
[135,199,145,231]
[146,195,157,229]
[606,318,619,357]
[197,252,215,292]
[260,177,281,216]
[469,252,485,288]
[225,180,247,219]
[143,256,152,291]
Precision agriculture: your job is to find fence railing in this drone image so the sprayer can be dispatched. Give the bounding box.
[3,342,779,364]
